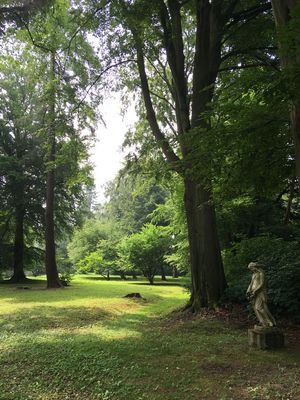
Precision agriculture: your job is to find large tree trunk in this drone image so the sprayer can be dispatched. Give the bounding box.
[184,178,227,310]
[271,0,300,186]
[45,50,62,289]
[45,164,61,288]
[132,0,228,310]
[10,206,27,283]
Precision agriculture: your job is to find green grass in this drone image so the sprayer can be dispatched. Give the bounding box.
[0,275,299,400]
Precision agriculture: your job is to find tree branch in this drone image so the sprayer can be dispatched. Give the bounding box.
[219,61,278,72]
[132,30,181,172]
[227,2,272,28]
[73,59,136,112]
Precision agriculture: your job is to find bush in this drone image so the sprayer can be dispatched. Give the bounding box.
[223,235,300,319]
[117,224,170,284]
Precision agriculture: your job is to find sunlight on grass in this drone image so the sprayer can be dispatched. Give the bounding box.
[0,275,299,400]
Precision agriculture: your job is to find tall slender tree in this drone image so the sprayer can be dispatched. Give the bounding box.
[19,0,100,287]
[0,46,45,282]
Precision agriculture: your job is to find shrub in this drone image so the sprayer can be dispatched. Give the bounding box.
[223,235,300,319]
[117,224,170,284]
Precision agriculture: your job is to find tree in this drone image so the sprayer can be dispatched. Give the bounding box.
[271,1,300,188]
[106,0,273,309]
[118,223,170,284]
[0,44,46,282]
[104,170,169,234]
[0,0,53,36]
[68,219,109,267]
[21,0,99,287]
[76,238,118,279]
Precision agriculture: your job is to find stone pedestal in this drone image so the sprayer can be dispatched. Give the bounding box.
[248,326,285,350]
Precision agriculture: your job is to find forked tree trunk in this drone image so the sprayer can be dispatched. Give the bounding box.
[131,0,228,310]
[45,50,62,289]
[184,178,227,309]
[10,206,27,283]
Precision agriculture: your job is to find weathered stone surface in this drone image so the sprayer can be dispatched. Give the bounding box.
[246,262,276,328]
[248,327,285,350]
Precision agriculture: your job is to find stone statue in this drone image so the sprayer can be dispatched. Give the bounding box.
[246,262,276,328]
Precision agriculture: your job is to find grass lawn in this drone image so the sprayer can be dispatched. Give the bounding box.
[0,275,299,400]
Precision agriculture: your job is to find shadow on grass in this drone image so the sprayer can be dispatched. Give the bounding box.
[0,305,116,333]
[1,304,300,400]
[82,276,138,282]
[0,278,45,285]
[128,281,183,287]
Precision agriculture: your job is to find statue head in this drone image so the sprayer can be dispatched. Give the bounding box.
[248,261,265,272]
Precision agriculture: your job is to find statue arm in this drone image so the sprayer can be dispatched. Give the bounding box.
[246,277,254,299]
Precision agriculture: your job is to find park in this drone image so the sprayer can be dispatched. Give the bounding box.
[0,1,300,399]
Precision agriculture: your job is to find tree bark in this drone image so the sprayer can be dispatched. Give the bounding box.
[271,0,300,187]
[120,271,127,280]
[148,276,154,285]
[184,178,227,309]
[45,50,62,289]
[10,206,27,283]
[161,266,167,281]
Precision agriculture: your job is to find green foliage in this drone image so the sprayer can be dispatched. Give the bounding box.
[67,219,109,267]
[105,171,169,235]
[223,235,300,318]
[75,238,119,278]
[58,271,73,286]
[0,0,99,279]
[151,177,190,275]
[118,224,170,284]
[76,249,103,274]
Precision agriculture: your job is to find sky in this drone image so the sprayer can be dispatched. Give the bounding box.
[90,95,136,204]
